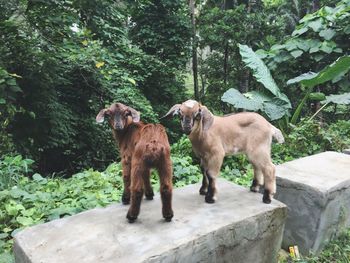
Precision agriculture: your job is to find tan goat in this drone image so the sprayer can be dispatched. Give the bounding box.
[163,100,284,204]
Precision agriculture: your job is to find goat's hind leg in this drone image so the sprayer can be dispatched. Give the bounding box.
[142,169,154,200]
[126,162,145,223]
[262,163,276,204]
[157,158,174,222]
[121,159,131,205]
[199,159,208,195]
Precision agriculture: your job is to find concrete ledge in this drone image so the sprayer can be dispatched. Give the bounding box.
[14,179,287,263]
[275,151,350,255]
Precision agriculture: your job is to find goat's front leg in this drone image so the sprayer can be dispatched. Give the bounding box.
[199,159,209,195]
[203,156,223,204]
[250,164,264,193]
[126,162,145,223]
[142,169,154,200]
[157,157,174,222]
[121,157,131,205]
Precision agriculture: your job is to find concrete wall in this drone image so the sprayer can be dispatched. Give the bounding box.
[14,179,287,263]
[275,151,350,255]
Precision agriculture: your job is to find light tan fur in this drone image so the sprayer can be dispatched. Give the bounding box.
[163,100,284,204]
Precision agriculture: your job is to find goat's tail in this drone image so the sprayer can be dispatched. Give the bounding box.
[143,140,165,166]
[271,126,285,144]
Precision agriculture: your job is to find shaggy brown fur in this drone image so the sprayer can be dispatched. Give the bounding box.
[163,100,284,204]
[97,103,173,223]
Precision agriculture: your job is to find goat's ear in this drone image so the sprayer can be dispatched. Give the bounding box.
[127,106,140,123]
[96,109,109,123]
[161,104,181,119]
[200,106,214,131]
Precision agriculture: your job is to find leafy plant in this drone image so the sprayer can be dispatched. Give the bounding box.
[0,155,33,191]
[287,55,350,124]
[222,44,291,120]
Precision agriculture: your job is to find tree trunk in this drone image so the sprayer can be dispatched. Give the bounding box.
[240,68,250,94]
[222,0,229,85]
[190,0,199,101]
[223,42,229,85]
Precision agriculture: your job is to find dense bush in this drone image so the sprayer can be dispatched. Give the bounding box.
[0,0,191,174]
[0,161,123,262]
[272,119,350,163]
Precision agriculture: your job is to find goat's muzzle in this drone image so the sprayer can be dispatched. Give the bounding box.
[183,127,192,135]
[114,124,124,130]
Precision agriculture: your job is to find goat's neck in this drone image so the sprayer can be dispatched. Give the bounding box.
[112,126,135,152]
[188,120,204,142]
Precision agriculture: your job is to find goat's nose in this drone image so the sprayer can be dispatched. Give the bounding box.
[184,130,191,135]
[114,124,123,130]
[183,127,192,135]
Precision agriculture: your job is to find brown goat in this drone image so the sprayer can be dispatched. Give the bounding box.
[96,103,173,223]
[163,100,284,204]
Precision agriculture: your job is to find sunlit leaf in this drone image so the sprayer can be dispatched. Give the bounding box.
[95,61,105,68]
[287,56,350,87]
[8,73,22,78]
[238,44,291,107]
[322,92,350,105]
[127,78,136,85]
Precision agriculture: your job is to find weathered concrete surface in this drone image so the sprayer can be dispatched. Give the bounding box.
[275,151,350,255]
[14,179,286,263]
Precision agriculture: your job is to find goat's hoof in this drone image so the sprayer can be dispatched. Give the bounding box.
[164,215,173,222]
[126,213,137,223]
[122,198,130,205]
[145,193,154,200]
[163,213,174,222]
[199,188,207,195]
[262,191,272,204]
[250,186,259,193]
[205,196,215,204]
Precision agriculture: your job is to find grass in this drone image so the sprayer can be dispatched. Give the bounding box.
[278,230,350,262]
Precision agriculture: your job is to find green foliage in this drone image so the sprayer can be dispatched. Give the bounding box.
[280,229,350,262]
[238,44,290,105]
[262,0,350,121]
[323,92,350,104]
[286,55,350,124]
[287,55,350,87]
[221,44,291,121]
[128,0,191,131]
[171,156,201,187]
[0,161,123,261]
[221,155,253,187]
[273,119,350,163]
[197,2,285,110]
[0,155,33,191]
[170,135,194,158]
[170,135,201,186]
[0,0,192,173]
[0,68,22,154]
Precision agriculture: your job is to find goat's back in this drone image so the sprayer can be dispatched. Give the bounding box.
[216,112,271,134]
[135,124,171,166]
[210,112,276,153]
[139,124,169,144]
